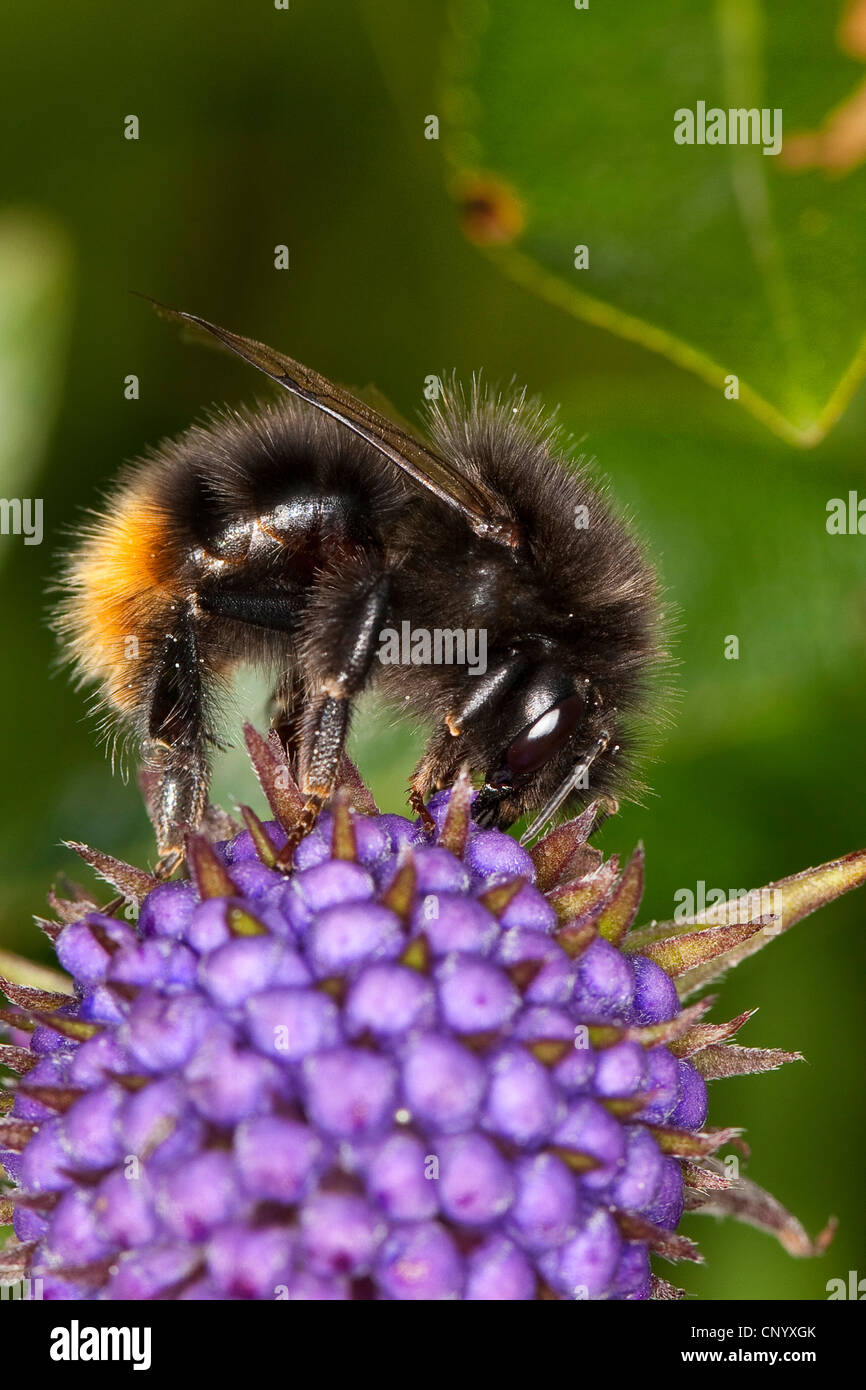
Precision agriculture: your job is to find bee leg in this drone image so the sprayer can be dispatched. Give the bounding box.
[141,742,211,869]
[269,668,305,776]
[143,610,211,866]
[274,574,391,869]
[272,693,350,869]
[153,848,185,881]
[408,783,436,835]
[407,652,529,831]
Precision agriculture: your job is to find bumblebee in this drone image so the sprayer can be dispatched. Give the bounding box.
[57,306,663,873]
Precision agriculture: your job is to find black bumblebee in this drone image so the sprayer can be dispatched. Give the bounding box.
[57,306,664,873]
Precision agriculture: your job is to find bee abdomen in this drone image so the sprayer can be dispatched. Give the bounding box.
[56,479,187,723]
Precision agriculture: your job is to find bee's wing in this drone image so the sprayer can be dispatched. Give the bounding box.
[146,299,520,548]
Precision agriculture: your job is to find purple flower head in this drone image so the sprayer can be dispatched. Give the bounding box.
[0,757,844,1299]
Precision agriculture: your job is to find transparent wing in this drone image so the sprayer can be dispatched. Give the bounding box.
[144,298,520,547]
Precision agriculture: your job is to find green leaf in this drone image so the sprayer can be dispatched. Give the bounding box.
[441,0,866,445]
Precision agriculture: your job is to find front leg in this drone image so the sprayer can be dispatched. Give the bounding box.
[408,651,529,832]
[273,570,392,868]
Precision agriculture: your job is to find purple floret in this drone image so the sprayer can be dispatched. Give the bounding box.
[3,789,707,1301]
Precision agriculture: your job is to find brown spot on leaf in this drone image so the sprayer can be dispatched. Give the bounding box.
[455,172,526,245]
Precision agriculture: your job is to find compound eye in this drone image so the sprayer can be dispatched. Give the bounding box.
[505,691,587,778]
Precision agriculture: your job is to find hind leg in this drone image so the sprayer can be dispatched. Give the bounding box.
[143,607,212,870]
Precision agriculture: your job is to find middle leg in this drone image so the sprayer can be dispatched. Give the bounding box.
[269,665,306,775]
[275,570,392,865]
[199,565,392,867]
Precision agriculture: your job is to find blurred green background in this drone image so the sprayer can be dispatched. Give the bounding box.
[1,0,865,1298]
